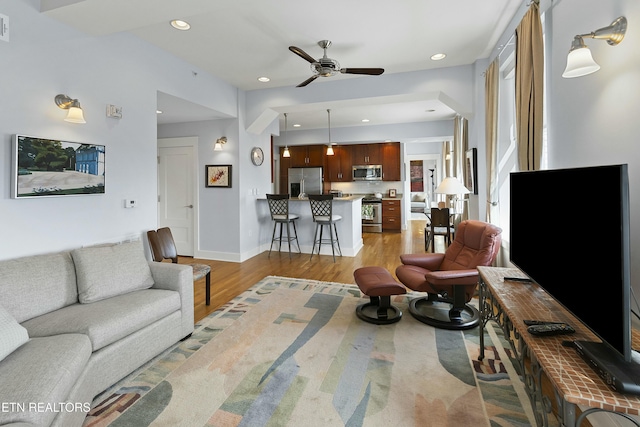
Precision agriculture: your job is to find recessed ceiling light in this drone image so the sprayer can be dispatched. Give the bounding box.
[361,119,370,123]
[257,76,270,82]
[430,53,446,61]
[156,110,163,114]
[293,124,301,127]
[170,20,191,31]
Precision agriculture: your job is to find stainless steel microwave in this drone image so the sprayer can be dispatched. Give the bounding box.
[352,165,382,181]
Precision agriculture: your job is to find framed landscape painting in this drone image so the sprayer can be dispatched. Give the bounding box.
[206,164,232,188]
[12,134,105,198]
[465,148,478,195]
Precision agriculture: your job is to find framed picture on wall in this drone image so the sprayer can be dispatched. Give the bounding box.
[465,148,478,195]
[205,164,232,188]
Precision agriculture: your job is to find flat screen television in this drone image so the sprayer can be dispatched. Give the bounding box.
[510,164,633,362]
[12,134,105,198]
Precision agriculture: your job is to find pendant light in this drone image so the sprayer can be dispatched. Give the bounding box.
[282,113,290,158]
[326,109,335,156]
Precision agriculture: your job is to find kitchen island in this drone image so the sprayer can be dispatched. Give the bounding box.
[257,195,363,257]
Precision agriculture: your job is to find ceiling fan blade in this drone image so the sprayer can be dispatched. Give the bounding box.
[289,46,316,64]
[340,68,385,75]
[296,75,319,87]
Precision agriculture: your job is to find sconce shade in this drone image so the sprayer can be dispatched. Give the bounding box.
[435,177,470,195]
[55,94,86,124]
[65,105,86,123]
[562,38,600,78]
[214,136,227,151]
[562,16,627,78]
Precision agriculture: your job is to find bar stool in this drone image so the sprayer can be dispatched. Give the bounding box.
[266,194,301,258]
[308,194,342,262]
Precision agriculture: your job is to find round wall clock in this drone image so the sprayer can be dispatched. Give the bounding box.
[251,147,264,166]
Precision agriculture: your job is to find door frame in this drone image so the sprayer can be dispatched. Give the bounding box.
[157,137,199,257]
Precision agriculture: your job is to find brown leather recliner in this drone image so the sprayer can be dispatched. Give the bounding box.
[395,220,502,329]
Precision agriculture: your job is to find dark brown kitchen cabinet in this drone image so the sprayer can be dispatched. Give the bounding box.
[288,145,324,167]
[352,144,382,165]
[382,199,401,231]
[381,142,401,181]
[325,145,352,182]
[279,147,292,193]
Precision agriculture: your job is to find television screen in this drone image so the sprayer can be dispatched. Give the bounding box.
[12,135,105,198]
[510,164,631,361]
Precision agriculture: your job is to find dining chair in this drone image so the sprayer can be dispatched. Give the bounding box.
[147,227,212,305]
[425,207,454,252]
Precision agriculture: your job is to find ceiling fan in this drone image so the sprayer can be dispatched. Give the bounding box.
[288,40,384,87]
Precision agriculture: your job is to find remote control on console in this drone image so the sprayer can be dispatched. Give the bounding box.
[527,323,576,336]
[503,276,533,283]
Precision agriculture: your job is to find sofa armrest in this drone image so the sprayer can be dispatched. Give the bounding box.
[148,262,194,337]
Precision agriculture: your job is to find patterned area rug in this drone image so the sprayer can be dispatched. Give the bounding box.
[83,276,534,427]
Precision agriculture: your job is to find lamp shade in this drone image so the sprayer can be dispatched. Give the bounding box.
[563,47,600,78]
[435,177,470,195]
[326,145,334,156]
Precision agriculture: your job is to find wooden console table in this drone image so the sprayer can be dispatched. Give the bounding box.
[477,266,640,427]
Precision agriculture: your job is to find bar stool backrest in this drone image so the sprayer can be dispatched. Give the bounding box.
[266,194,290,221]
[308,194,333,222]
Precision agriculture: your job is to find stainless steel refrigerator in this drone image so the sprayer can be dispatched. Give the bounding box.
[288,167,323,197]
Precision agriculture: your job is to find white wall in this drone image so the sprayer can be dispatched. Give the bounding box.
[0,0,239,260]
[545,0,640,299]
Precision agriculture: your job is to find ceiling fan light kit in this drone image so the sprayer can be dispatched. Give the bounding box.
[289,40,384,87]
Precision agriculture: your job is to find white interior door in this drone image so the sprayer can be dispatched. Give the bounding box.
[157,137,198,256]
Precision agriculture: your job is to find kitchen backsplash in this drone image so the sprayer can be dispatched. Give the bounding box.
[329,181,402,197]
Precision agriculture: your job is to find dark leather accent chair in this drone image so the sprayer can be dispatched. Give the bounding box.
[147,227,212,305]
[395,220,502,329]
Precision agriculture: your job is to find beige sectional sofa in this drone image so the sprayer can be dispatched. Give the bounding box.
[0,240,194,427]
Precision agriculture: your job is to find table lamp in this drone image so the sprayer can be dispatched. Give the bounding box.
[435,177,470,211]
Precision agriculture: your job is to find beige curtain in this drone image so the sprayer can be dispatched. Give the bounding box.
[453,115,469,221]
[515,2,544,171]
[485,59,499,224]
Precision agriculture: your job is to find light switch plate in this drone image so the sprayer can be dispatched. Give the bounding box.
[0,14,9,42]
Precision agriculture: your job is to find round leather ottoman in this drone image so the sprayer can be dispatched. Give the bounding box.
[353,266,407,324]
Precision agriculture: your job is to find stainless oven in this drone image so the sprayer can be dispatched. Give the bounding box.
[362,197,382,233]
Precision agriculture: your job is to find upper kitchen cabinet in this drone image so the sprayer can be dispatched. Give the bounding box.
[288,145,324,168]
[325,145,352,182]
[352,143,382,165]
[381,142,401,181]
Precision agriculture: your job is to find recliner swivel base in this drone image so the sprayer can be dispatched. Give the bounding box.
[356,296,403,325]
[409,296,479,330]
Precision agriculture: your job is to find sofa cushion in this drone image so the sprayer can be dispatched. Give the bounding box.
[72,240,154,303]
[0,334,91,427]
[22,288,181,351]
[411,192,426,202]
[0,251,78,323]
[0,303,29,362]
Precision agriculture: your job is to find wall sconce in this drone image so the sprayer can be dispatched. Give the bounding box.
[214,136,227,151]
[55,94,86,123]
[282,113,291,158]
[562,16,627,78]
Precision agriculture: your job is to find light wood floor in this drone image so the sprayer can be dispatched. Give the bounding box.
[187,218,443,323]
